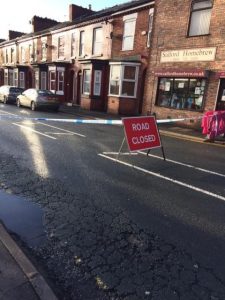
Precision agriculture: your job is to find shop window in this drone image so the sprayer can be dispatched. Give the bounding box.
[109,63,139,97]
[83,69,91,95]
[188,0,213,36]
[92,27,103,56]
[122,13,137,51]
[156,77,206,110]
[93,70,102,96]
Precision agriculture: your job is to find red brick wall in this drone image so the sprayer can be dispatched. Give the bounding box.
[109,6,152,115]
[143,0,225,125]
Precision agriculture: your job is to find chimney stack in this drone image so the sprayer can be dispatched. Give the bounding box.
[69,4,94,22]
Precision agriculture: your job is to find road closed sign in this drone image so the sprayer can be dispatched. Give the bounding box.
[122,116,161,152]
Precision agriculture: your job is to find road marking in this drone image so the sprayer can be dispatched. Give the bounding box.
[13,123,56,140]
[138,151,225,178]
[102,151,225,178]
[0,110,18,116]
[36,122,86,137]
[99,153,225,202]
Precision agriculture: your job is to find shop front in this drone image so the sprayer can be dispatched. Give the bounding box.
[154,69,208,112]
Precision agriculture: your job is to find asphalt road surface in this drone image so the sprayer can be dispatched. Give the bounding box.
[0,103,225,300]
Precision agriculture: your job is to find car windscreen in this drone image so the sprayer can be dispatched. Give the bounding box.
[9,87,24,93]
[38,90,54,96]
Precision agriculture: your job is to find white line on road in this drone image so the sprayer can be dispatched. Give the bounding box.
[36,122,86,137]
[102,151,225,178]
[99,153,225,202]
[13,123,57,140]
[0,110,19,116]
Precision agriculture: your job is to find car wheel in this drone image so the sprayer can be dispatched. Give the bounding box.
[3,96,7,104]
[16,99,21,108]
[31,101,36,111]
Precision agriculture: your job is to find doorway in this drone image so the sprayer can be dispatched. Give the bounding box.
[216,78,225,110]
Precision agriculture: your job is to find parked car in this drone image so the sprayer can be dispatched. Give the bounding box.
[16,88,60,111]
[0,85,24,104]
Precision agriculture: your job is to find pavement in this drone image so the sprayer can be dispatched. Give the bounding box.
[0,222,58,300]
[0,104,225,300]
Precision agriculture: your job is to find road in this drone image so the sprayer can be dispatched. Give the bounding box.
[0,103,225,300]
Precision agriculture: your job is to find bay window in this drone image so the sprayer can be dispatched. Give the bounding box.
[83,69,91,95]
[109,63,139,97]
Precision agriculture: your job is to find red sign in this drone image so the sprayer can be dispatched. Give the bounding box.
[122,116,161,152]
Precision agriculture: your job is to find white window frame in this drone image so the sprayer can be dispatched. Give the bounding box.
[49,70,56,93]
[19,72,25,88]
[9,69,14,85]
[108,62,140,98]
[41,42,47,61]
[83,69,91,95]
[71,32,76,57]
[57,70,64,95]
[14,69,18,87]
[93,27,103,56]
[58,36,65,59]
[41,71,47,90]
[4,69,8,84]
[188,0,213,36]
[79,31,85,57]
[35,70,39,89]
[147,8,154,48]
[93,70,102,96]
[6,49,9,63]
[122,13,137,51]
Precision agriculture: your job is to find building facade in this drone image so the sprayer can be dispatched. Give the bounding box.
[143,0,225,126]
[0,0,154,115]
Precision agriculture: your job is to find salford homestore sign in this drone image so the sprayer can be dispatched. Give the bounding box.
[122,116,161,152]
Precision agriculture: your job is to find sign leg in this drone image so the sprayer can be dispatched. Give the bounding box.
[117,137,126,160]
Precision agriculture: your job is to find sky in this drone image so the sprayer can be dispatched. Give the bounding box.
[0,0,128,39]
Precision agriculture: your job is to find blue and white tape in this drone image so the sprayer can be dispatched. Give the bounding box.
[0,115,201,124]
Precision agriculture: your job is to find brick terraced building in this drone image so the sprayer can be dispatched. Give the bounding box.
[143,0,225,126]
[0,0,154,115]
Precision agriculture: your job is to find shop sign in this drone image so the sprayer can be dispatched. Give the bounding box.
[154,68,207,78]
[122,116,161,152]
[160,47,216,63]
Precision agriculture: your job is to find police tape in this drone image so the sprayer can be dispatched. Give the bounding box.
[0,115,201,124]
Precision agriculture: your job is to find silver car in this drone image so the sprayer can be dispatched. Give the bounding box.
[17,88,60,111]
[0,85,24,104]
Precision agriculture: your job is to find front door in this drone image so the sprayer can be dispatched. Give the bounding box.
[216,78,225,110]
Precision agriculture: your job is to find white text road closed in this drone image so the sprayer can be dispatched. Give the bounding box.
[122,116,161,152]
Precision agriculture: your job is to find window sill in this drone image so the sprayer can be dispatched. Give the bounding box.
[108,94,136,99]
[186,33,211,38]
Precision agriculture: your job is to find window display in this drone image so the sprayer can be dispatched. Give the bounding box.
[156,77,206,110]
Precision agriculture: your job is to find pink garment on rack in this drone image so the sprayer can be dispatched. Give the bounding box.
[201,110,225,139]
